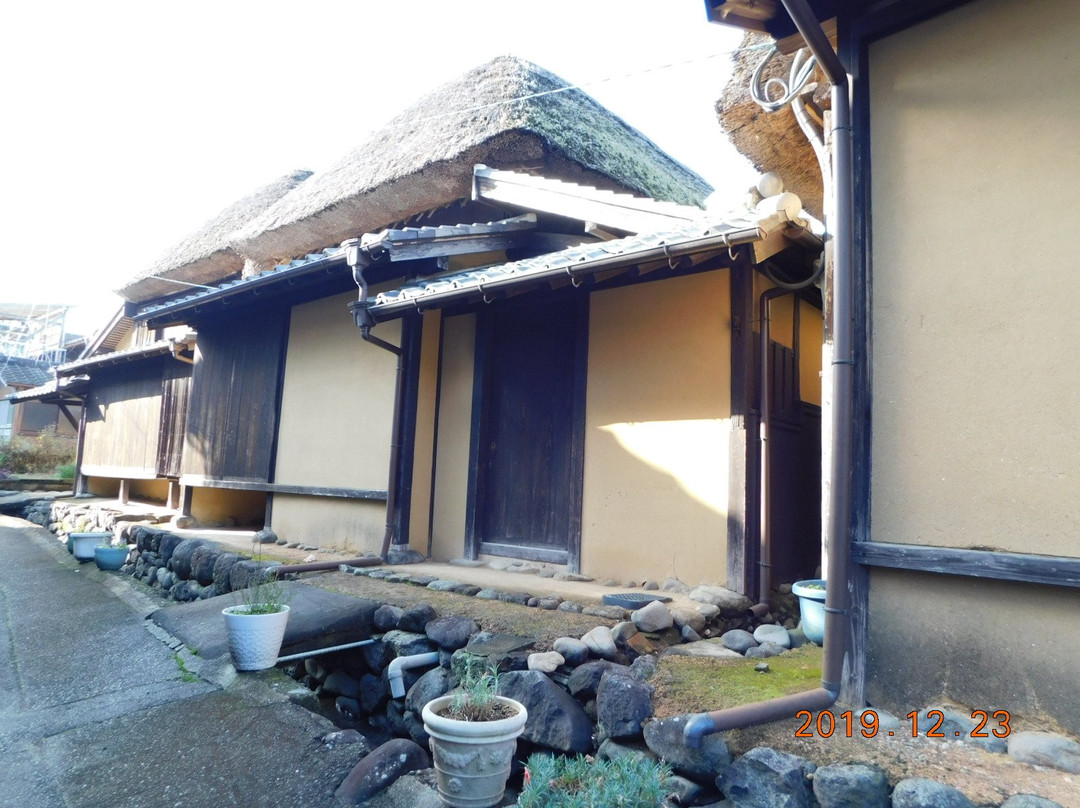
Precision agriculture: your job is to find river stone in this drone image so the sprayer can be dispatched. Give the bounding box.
[464,633,533,657]
[753,624,791,649]
[631,600,673,632]
[557,600,584,613]
[612,621,638,644]
[425,579,462,591]
[664,775,708,806]
[596,671,653,739]
[999,796,1066,808]
[670,607,706,634]
[323,670,364,700]
[582,625,618,660]
[498,670,593,753]
[156,532,185,566]
[360,673,388,714]
[662,578,690,594]
[717,747,815,808]
[689,585,754,615]
[663,638,744,659]
[404,667,450,714]
[229,560,280,591]
[334,738,430,804]
[494,590,531,606]
[398,603,437,634]
[211,552,243,593]
[254,528,277,544]
[528,651,565,673]
[681,625,703,642]
[745,641,787,659]
[582,604,629,620]
[382,630,437,658]
[425,615,477,650]
[1008,731,1080,774]
[553,637,589,666]
[568,660,631,699]
[630,654,657,681]
[374,604,404,632]
[891,778,975,808]
[721,629,758,653]
[596,739,658,765]
[643,714,732,781]
[189,544,221,586]
[169,539,209,579]
[812,762,889,808]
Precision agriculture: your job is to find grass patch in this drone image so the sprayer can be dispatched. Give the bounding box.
[174,653,200,683]
[649,644,823,719]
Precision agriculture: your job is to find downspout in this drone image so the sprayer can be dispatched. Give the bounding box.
[686,0,854,744]
[343,238,407,562]
[750,286,798,617]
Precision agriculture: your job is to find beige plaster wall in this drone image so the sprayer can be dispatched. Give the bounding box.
[129,478,168,504]
[407,311,442,554]
[581,272,732,584]
[428,314,476,562]
[190,487,266,526]
[867,569,1080,737]
[869,0,1080,556]
[269,494,386,553]
[86,477,121,498]
[270,291,399,541]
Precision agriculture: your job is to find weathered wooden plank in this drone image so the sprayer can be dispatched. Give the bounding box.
[728,257,755,596]
[851,541,1080,589]
[177,476,388,500]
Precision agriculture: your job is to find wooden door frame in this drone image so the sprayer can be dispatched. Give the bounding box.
[464,291,588,572]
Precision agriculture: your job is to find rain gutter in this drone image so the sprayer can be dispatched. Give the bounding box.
[686,0,855,745]
[366,225,767,321]
[342,238,407,563]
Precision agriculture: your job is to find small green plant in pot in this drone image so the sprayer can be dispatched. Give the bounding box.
[94,537,131,571]
[422,656,528,808]
[518,753,671,808]
[221,541,291,671]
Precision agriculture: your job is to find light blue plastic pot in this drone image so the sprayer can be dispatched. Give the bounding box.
[791,578,827,646]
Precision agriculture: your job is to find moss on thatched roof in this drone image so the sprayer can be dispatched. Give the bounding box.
[718,32,827,218]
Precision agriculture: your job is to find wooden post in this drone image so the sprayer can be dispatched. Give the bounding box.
[728,251,758,597]
[118,479,130,505]
[178,485,193,517]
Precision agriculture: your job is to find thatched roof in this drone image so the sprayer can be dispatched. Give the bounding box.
[118,170,313,303]
[718,32,828,219]
[231,55,712,273]
[118,56,712,305]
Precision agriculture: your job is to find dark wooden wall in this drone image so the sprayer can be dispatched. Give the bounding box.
[83,359,167,474]
[157,359,192,477]
[182,310,288,482]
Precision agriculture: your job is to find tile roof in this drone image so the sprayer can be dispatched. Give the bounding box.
[0,356,53,388]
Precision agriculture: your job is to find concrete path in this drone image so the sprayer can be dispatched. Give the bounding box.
[0,516,362,808]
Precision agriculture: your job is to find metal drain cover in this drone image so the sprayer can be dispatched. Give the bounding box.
[602,593,672,610]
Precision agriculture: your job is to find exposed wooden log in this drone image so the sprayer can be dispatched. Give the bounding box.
[177,476,388,501]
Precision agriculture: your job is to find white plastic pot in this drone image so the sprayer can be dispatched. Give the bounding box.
[421,695,527,808]
[69,532,112,561]
[221,605,290,671]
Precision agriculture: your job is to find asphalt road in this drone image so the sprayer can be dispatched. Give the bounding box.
[0,515,362,808]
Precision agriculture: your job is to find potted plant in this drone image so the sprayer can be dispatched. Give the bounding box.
[519,752,671,808]
[221,563,290,671]
[791,578,827,646]
[421,657,527,808]
[94,538,131,570]
[68,531,112,561]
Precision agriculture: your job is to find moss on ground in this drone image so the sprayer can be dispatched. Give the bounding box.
[650,644,823,719]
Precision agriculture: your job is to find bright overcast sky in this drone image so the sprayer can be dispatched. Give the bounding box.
[1,1,757,337]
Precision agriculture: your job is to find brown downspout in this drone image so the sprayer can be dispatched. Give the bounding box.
[750,286,799,617]
[687,0,854,744]
[342,238,407,563]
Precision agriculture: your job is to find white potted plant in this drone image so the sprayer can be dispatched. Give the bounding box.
[221,563,290,671]
[421,657,527,808]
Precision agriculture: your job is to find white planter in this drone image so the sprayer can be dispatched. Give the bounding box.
[221,605,290,671]
[421,695,527,808]
[70,532,112,561]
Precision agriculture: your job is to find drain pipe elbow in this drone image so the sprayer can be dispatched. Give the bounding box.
[387,652,440,698]
[683,713,717,749]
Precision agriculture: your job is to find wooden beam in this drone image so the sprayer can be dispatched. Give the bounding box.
[57,403,79,431]
[728,255,757,597]
[851,541,1080,589]
[176,477,389,501]
[473,165,699,235]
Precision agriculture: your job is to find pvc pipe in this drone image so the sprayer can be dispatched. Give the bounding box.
[388,651,440,698]
[276,638,376,664]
